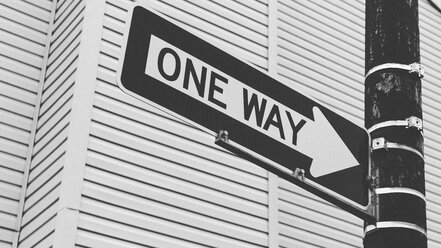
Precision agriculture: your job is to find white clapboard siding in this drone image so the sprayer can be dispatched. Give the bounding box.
[1,0,439,247]
[277,0,441,247]
[420,1,441,247]
[17,0,83,247]
[276,0,365,247]
[276,0,365,127]
[76,0,270,247]
[106,0,268,69]
[0,0,53,246]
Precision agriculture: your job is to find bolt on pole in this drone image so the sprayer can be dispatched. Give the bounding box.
[364,0,426,247]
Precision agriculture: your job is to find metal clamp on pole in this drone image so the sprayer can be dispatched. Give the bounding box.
[365,62,425,79]
[367,116,423,133]
[371,137,424,160]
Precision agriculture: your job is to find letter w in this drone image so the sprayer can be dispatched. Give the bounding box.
[243,88,267,127]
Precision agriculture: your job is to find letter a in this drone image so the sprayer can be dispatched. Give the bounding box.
[263,105,285,140]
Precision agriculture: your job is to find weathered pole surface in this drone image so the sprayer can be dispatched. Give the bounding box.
[364,0,426,247]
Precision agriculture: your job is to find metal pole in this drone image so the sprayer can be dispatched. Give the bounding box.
[364,0,426,247]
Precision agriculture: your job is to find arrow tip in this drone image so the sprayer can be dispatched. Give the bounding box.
[309,107,359,178]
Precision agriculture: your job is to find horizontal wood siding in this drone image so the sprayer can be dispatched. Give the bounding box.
[142,0,268,70]
[277,0,441,247]
[276,0,365,247]
[17,0,84,247]
[420,1,441,247]
[0,0,53,246]
[3,0,441,247]
[76,0,270,247]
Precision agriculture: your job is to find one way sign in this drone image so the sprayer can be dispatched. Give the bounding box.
[117,4,370,208]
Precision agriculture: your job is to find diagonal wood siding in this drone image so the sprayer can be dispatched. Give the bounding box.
[0,0,53,247]
[17,0,85,247]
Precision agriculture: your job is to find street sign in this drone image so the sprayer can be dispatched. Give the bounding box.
[117,4,370,208]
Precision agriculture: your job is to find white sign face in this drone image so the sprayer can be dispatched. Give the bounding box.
[145,35,358,177]
[117,4,370,207]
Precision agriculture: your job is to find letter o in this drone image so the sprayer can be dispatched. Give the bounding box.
[158,47,181,81]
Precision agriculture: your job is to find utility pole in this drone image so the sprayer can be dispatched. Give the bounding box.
[364,0,426,248]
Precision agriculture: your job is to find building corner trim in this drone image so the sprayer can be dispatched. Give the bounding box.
[53,0,107,246]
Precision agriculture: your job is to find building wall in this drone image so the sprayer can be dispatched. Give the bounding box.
[0,1,54,246]
[1,0,441,247]
[275,1,365,246]
[420,1,441,246]
[276,1,441,247]
[18,0,86,247]
[76,0,271,247]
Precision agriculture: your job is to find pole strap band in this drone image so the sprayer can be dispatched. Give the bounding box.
[365,62,424,79]
[374,187,426,202]
[368,116,423,133]
[364,221,427,237]
[372,137,424,160]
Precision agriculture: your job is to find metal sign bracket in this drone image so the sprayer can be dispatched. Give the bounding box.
[215,130,376,223]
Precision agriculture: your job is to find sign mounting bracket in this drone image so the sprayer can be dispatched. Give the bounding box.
[215,130,376,223]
